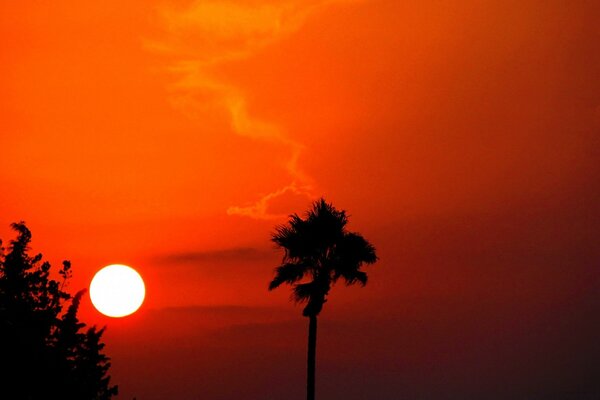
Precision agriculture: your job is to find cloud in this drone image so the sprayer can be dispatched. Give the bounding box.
[226,180,312,219]
[155,246,275,265]
[147,0,358,218]
[150,0,357,60]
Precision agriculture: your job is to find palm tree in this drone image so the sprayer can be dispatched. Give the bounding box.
[269,198,378,400]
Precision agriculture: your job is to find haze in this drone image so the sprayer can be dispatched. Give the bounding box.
[1,0,599,398]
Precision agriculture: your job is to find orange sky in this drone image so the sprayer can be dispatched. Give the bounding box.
[1,1,599,398]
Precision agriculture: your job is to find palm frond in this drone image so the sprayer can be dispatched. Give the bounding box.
[341,232,378,264]
[340,270,368,286]
[303,199,347,252]
[268,262,309,290]
[307,199,348,228]
[272,215,311,260]
[292,281,317,303]
[330,232,377,285]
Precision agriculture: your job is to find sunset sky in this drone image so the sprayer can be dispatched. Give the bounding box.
[1,0,599,398]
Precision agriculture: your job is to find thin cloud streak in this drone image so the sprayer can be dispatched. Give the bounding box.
[155,246,275,265]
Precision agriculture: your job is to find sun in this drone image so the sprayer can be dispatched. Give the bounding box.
[90,264,145,318]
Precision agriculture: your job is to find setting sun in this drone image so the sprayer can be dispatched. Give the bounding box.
[90,264,145,318]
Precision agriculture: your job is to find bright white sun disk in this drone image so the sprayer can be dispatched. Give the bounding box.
[90,264,145,318]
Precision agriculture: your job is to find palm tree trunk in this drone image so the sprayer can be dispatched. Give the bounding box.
[307,314,317,400]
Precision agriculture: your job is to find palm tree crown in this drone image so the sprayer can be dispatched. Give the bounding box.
[269,198,377,317]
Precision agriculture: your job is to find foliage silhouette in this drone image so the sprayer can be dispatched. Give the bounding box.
[269,199,378,400]
[0,222,118,400]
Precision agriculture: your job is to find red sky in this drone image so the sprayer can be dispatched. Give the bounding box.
[1,0,599,398]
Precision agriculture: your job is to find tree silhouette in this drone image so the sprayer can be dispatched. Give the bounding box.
[0,222,118,399]
[269,199,378,400]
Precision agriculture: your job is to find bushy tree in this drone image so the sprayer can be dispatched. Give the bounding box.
[0,222,118,400]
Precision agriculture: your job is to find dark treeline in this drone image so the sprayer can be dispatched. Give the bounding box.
[0,222,117,400]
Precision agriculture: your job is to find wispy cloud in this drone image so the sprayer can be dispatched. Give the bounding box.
[155,246,275,265]
[147,0,357,218]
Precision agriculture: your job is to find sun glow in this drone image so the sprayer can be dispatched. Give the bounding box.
[90,264,145,318]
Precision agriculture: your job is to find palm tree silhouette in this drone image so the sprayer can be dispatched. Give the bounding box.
[269,198,378,400]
